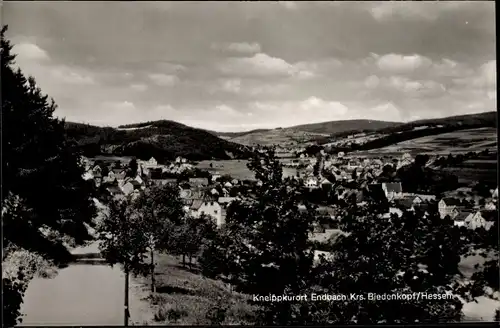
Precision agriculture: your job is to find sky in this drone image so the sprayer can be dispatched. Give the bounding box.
[3,1,496,132]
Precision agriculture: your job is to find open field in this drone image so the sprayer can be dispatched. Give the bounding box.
[133,254,256,325]
[228,129,326,146]
[364,128,497,156]
[196,160,298,180]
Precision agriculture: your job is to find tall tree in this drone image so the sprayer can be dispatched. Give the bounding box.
[308,204,466,324]
[2,25,96,326]
[97,198,150,326]
[200,148,318,325]
[132,184,184,292]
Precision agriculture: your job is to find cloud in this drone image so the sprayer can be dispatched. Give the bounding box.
[13,43,49,61]
[148,73,179,86]
[452,60,496,89]
[212,42,262,54]
[375,53,433,73]
[369,2,472,22]
[213,79,242,94]
[130,83,148,92]
[50,66,96,85]
[278,1,299,10]
[365,75,446,98]
[218,53,315,78]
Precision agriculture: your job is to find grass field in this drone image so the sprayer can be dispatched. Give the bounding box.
[367,128,497,156]
[132,254,256,325]
[196,160,298,180]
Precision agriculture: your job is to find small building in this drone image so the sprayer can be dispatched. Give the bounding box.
[464,210,496,230]
[320,178,333,190]
[189,177,209,186]
[438,198,465,219]
[382,182,403,201]
[231,179,240,186]
[192,201,224,227]
[224,182,233,188]
[145,157,158,167]
[121,180,142,196]
[382,207,404,219]
[218,197,237,206]
[305,177,318,188]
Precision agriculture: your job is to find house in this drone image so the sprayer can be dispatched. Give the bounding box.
[210,188,219,196]
[438,198,465,219]
[382,182,403,200]
[453,211,474,228]
[192,201,224,227]
[320,178,333,190]
[189,177,209,186]
[484,201,497,210]
[224,182,233,188]
[144,157,158,167]
[493,187,498,199]
[305,177,318,188]
[218,197,237,206]
[337,152,345,158]
[347,160,359,171]
[175,156,184,164]
[211,173,221,182]
[231,179,240,186]
[121,180,142,196]
[92,165,102,175]
[464,210,496,230]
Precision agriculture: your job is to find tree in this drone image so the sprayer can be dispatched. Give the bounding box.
[2,25,96,326]
[132,184,184,293]
[97,198,150,326]
[170,214,217,268]
[128,158,138,178]
[200,148,319,325]
[308,204,466,324]
[456,220,499,318]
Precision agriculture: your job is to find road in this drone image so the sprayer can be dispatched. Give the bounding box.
[20,242,127,326]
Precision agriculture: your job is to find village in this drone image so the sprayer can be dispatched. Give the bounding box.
[81,148,498,264]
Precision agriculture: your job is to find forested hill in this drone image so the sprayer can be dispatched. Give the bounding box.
[64,120,251,161]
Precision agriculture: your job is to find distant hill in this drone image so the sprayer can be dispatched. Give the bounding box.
[318,111,497,153]
[287,119,401,135]
[206,128,271,138]
[220,119,401,146]
[64,120,251,162]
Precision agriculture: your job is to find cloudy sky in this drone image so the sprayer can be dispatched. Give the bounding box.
[4,1,496,131]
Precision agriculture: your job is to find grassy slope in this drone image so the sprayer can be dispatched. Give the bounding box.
[322,111,497,151]
[132,253,256,325]
[219,120,402,146]
[64,121,250,161]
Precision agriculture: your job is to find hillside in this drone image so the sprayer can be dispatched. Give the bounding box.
[64,120,251,162]
[318,111,497,153]
[223,119,401,146]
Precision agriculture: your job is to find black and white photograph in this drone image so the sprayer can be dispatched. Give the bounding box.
[2,1,498,326]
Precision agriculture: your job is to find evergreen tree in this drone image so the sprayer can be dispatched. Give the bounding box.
[2,25,97,325]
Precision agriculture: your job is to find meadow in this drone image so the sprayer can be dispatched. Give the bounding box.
[366,128,497,155]
[196,160,298,180]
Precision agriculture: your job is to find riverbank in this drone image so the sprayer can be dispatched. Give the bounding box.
[132,253,256,325]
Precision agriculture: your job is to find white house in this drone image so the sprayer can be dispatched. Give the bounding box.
[492,187,498,199]
[144,157,158,167]
[224,182,233,188]
[464,211,490,230]
[192,201,224,227]
[438,198,464,219]
[381,182,403,200]
[305,177,318,188]
[337,152,345,158]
